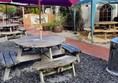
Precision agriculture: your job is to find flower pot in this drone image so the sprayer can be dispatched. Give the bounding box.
[53,26,63,33]
[43,26,50,31]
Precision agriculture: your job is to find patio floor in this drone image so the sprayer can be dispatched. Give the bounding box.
[26,29,109,61]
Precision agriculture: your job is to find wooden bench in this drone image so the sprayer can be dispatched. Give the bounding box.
[0,31,23,40]
[102,29,118,39]
[84,28,118,40]
[84,28,106,38]
[32,55,77,83]
[0,48,41,81]
[32,44,81,83]
[0,51,18,81]
[62,43,81,62]
[18,27,27,35]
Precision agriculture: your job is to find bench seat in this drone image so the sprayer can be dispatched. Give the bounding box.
[62,43,81,62]
[0,48,41,81]
[32,55,77,83]
[18,27,27,35]
[0,31,22,40]
[84,28,118,40]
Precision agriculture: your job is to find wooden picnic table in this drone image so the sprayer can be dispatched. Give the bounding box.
[0,23,19,32]
[84,21,118,41]
[14,35,66,60]
[0,23,23,40]
[94,21,118,29]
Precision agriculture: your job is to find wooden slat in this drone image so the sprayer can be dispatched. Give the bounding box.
[0,31,22,35]
[0,52,5,66]
[62,43,80,53]
[9,51,19,65]
[32,55,77,70]
[3,51,14,67]
[17,54,41,62]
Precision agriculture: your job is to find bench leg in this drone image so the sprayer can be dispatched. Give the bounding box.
[72,63,76,77]
[24,32,28,36]
[17,47,22,57]
[39,71,45,83]
[76,53,80,62]
[3,67,10,81]
[20,34,23,38]
[104,33,107,40]
[5,35,8,41]
[87,32,91,39]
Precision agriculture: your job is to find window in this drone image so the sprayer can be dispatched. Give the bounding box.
[99,4,112,21]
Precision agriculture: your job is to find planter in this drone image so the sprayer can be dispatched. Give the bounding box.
[53,26,63,33]
[43,26,50,31]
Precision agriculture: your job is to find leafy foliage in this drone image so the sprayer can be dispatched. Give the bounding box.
[59,5,82,30]
[0,4,17,17]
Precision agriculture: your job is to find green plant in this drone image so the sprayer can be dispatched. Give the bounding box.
[42,22,51,27]
[59,5,82,30]
[55,15,66,26]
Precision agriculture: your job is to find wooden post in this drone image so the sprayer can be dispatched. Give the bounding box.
[72,63,76,77]
[17,47,22,57]
[38,0,43,40]
[2,15,4,23]
[22,7,25,27]
[3,68,10,81]
[38,0,41,24]
[39,71,45,83]
[49,48,53,61]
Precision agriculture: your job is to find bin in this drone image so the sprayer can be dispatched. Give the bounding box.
[106,37,118,76]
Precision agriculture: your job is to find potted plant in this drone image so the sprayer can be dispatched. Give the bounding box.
[52,15,66,33]
[42,22,51,31]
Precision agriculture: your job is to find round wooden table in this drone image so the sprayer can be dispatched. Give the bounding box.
[14,35,66,60]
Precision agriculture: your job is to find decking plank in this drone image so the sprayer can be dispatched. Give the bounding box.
[0,52,5,66]
[3,51,14,67]
[9,51,19,65]
[62,43,80,53]
[32,55,77,70]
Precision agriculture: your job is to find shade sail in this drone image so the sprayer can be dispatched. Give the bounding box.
[12,0,78,6]
[0,0,10,2]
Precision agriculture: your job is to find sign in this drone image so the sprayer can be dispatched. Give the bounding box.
[31,15,48,24]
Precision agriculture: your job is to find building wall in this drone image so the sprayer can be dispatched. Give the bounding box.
[81,4,118,28]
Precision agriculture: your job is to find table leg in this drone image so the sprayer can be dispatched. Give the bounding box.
[5,35,8,40]
[17,47,22,57]
[49,48,53,61]
[10,27,12,32]
[109,25,111,29]
[104,33,107,40]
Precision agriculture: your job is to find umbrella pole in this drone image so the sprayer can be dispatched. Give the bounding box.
[6,5,8,24]
[38,0,43,40]
[73,6,77,34]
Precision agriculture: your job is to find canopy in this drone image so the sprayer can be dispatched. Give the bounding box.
[0,0,78,6]
[75,0,118,43]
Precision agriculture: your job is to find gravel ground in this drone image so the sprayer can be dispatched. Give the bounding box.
[0,42,118,83]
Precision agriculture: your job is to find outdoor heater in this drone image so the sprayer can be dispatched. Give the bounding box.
[106,37,118,76]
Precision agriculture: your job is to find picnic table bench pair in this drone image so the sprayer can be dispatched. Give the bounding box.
[0,27,27,40]
[84,28,118,40]
[0,43,81,83]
